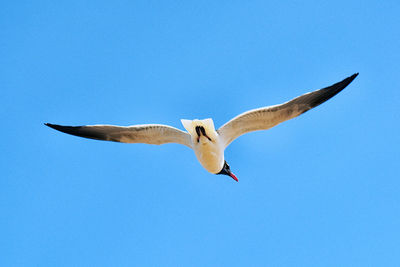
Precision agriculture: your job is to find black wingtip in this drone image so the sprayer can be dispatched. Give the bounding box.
[45,123,58,129]
[44,123,72,133]
[347,72,359,83]
[44,122,109,141]
[297,72,359,112]
[339,73,359,89]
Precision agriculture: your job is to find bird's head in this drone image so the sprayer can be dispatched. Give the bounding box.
[217,161,238,182]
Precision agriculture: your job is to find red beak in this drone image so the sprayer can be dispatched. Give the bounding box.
[229,172,238,182]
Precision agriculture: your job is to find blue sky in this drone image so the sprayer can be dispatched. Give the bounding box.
[1,0,399,266]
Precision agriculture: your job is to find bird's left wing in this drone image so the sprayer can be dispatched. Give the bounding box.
[217,73,358,148]
[45,123,193,148]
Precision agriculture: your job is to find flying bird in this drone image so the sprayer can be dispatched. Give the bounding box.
[45,73,358,182]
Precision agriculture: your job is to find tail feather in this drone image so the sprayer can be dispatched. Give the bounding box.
[181,119,194,135]
[181,118,215,135]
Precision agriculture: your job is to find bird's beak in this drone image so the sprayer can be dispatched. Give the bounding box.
[229,172,238,182]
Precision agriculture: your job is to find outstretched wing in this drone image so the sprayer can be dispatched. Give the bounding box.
[45,123,192,148]
[217,73,358,148]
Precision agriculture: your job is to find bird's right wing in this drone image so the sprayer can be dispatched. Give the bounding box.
[217,73,358,148]
[45,123,193,148]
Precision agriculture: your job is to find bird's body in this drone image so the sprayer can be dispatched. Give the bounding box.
[181,119,224,174]
[46,73,359,182]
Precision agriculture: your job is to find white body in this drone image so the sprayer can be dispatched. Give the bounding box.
[181,119,224,174]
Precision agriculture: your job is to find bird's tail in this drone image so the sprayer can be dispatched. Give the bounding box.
[181,118,216,135]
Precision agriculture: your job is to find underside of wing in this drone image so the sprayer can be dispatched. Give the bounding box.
[217,73,358,148]
[45,123,193,148]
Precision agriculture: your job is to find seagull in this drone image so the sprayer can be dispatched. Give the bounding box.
[45,73,358,182]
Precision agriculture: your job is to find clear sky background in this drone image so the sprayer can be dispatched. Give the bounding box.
[1,0,399,266]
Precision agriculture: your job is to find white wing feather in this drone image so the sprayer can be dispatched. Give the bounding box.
[217,73,358,148]
[45,123,193,148]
